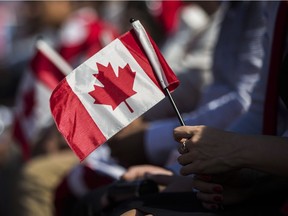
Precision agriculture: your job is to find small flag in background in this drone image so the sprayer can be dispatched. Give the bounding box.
[13,40,73,159]
[31,40,72,90]
[50,20,179,161]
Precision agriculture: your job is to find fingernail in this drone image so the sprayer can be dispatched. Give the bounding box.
[213,186,223,193]
[213,195,223,202]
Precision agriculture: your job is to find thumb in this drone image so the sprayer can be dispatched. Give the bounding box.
[173,126,194,142]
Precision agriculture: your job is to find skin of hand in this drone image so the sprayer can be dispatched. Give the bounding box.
[100,166,173,211]
[174,125,288,177]
[108,117,150,167]
[146,173,224,210]
[173,125,288,208]
[173,126,262,205]
[121,165,173,181]
[174,125,246,175]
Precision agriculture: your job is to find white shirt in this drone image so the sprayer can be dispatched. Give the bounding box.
[229,1,288,136]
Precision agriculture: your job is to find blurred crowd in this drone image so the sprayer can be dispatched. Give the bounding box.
[0,1,218,215]
[0,1,287,216]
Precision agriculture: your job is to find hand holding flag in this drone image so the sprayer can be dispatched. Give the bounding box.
[50,20,180,161]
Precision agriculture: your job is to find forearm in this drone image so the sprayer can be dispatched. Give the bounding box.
[239,135,288,177]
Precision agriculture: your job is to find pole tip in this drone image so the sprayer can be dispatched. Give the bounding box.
[130,18,136,23]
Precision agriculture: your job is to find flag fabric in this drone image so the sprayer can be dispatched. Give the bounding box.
[13,71,38,159]
[12,40,73,159]
[30,40,73,89]
[50,21,179,161]
[12,58,57,159]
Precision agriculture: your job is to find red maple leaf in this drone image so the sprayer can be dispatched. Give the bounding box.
[89,62,137,112]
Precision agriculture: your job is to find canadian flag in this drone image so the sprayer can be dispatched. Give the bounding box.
[50,20,179,161]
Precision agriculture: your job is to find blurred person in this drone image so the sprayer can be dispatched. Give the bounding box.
[108,1,267,168]
[12,120,78,216]
[0,2,29,106]
[12,1,120,159]
[12,152,76,216]
[10,2,121,216]
[170,0,288,211]
[143,1,222,121]
[9,1,75,159]
[4,1,73,71]
[0,1,23,66]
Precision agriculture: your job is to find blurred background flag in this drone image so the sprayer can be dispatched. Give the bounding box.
[12,40,73,159]
[50,20,179,161]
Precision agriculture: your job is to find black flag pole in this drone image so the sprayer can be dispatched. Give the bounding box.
[130,18,185,126]
[164,88,185,126]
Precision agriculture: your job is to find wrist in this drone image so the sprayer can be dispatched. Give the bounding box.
[234,134,260,170]
[229,133,251,170]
